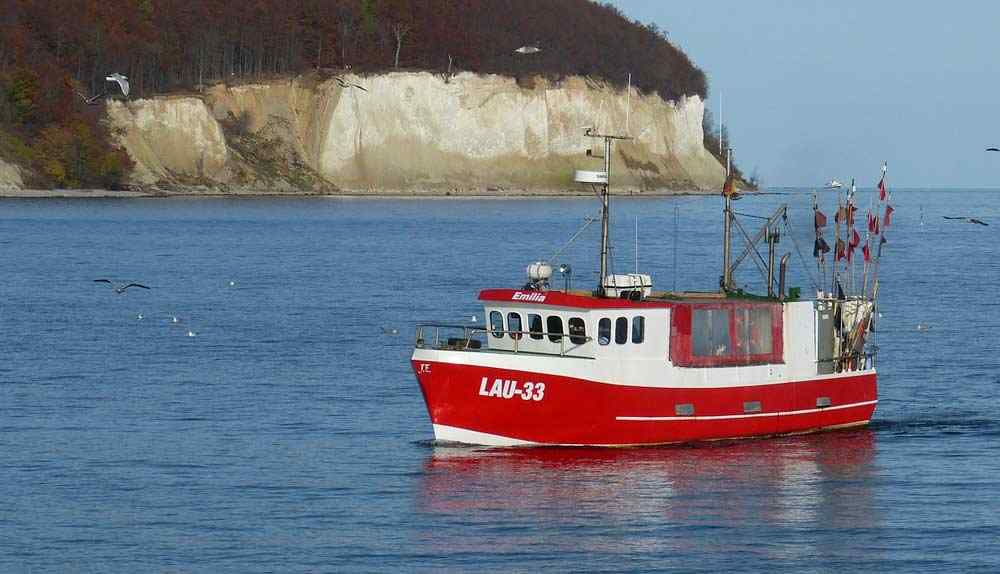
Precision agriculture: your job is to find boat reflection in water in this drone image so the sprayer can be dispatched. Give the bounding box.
[416,429,878,563]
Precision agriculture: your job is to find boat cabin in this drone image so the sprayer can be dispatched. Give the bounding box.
[478,288,793,369]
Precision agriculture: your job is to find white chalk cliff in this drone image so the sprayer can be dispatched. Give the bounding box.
[106,71,726,193]
[0,157,23,190]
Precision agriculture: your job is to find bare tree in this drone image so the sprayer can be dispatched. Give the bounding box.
[380,0,414,69]
[391,21,409,68]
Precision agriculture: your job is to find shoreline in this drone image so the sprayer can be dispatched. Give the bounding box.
[0,188,718,199]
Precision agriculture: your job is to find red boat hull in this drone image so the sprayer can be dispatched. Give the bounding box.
[412,360,877,446]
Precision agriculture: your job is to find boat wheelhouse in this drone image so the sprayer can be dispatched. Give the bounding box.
[410,130,882,447]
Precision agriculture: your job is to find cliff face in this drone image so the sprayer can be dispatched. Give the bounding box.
[0,158,24,190]
[106,72,725,193]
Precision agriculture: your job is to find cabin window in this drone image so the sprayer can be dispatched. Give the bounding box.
[490,311,504,338]
[692,309,731,357]
[615,317,629,345]
[737,307,773,356]
[568,317,587,345]
[598,318,611,345]
[632,316,645,344]
[508,312,523,340]
[547,316,564,343]
[670,303,784,367]
[528,314,544,340]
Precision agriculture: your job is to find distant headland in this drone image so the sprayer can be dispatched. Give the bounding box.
[0,0,751,196]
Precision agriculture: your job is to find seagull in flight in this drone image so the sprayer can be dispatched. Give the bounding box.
[514,44,542,55]
[94,279,151,293]
[987,147,999,152]
[826,179,843,189]
[106,73,130,98]
[943,216,989,226]
[334,76,367,91]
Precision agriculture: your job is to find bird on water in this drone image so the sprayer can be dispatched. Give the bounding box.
[943,216,989,226]
[94,279,151,293]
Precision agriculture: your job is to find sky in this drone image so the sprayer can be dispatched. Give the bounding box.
[608,1,1000,188]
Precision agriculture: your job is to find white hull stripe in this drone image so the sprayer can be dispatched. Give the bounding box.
[616,400,878,422]
[432,424,539,446]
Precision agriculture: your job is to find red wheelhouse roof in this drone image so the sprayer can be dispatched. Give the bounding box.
[479,288,787,310]
[478,288,673,309]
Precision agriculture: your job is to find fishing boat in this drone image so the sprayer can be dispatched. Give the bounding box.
[410,129,890,447]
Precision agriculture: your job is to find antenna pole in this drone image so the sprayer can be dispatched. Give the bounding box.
[722,147,733,292]
[673,204,679,292]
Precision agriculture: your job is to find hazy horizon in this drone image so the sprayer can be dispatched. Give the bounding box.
[610,1,1000,188]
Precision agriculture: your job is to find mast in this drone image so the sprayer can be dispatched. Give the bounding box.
[600,134,611,290]
[721,148,734,292]
[581,129,631,296]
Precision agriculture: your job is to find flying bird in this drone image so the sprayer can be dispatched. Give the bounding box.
[75,90,106,105]
[514,44,542,55]
[106,73,130,98]
[943,216,989,226]
[94,279,150,293]
[987,147,999,152]
[826,179,843,189]
[334,76,367,91]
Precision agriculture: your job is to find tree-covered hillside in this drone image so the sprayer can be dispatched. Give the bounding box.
[0,0,709,188]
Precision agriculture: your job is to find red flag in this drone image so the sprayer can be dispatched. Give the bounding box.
[722,175,736,197]
[815,210,827,229]
[867,210,875,233]
[863,244,871,262]
[850,228,861,248]
[884,204,894,228]
[878,176,886,201]
[835,238,846,261]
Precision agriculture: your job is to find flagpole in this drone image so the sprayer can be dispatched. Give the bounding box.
[833,190,842,295]
[870,163,890,297]
[814,191,825,290]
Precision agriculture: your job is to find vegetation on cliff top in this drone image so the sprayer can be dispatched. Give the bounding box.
[1,0,710,189]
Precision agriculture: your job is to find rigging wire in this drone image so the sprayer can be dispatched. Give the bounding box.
[782,216,821,292]
[547,210,602,262]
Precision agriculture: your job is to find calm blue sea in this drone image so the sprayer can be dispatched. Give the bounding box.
[1,190,998,572]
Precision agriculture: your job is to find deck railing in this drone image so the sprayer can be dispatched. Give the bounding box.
[413,323,591,356]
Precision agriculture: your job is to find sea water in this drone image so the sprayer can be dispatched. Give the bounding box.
[1,190,998,572]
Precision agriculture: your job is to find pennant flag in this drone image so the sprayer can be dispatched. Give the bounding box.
[849,228,861,248]
[835,206,847,224]
[863,243,871,262]
[813,236,830,258]
[867,212,880,234]
[878,175,886,201]
[847,204,857,226]
[722,175,737,197]
[815,210,828,229]
[835,238,846,261]
[884,204,894,228]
